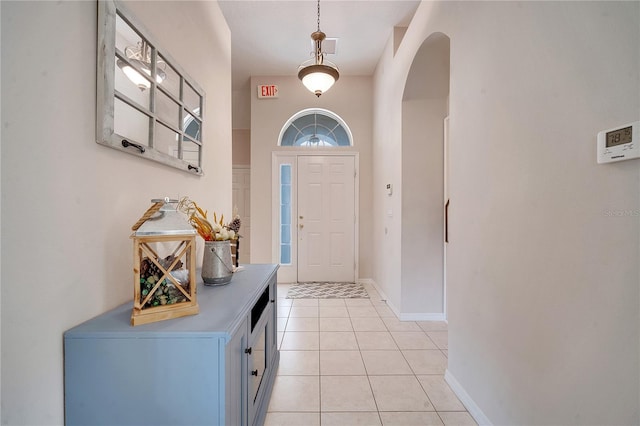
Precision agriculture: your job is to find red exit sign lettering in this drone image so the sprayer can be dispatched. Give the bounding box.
[257,85,279,99]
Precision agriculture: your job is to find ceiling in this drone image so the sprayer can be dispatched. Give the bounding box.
[217,0,421,91]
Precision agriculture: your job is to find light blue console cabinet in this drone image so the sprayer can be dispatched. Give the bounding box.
[64,264,279,426]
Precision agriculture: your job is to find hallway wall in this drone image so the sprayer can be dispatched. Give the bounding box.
[233,129,251,165]
[401,98,446,317]
[373,1,639,424]
[249,75,374,279]
[1,1,232,424]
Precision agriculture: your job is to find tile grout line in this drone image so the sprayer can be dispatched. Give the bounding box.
[274,285,466,425]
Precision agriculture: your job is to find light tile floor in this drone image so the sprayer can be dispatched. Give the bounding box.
[266,282,477,426]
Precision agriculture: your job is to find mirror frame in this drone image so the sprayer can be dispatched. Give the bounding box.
[97,0,206,175]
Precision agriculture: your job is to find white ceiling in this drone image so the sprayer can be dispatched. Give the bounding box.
[218,0,421,90]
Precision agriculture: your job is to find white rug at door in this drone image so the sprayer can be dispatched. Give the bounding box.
[286,282,369,299]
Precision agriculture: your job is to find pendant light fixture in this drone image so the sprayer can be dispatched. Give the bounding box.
[297,0,339,97]
[117,40,166,91]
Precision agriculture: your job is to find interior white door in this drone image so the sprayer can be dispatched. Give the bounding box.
[297,156,355,282]
[232,167,251,263]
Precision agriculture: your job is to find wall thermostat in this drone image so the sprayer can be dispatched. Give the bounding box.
[597,120,640,164]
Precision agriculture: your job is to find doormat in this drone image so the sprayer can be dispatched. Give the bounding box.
[286,282,369,299]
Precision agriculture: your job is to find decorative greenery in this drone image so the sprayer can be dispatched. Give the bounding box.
[139,256,188,307]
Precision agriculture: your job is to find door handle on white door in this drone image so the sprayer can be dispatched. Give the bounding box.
[299,223,304,229]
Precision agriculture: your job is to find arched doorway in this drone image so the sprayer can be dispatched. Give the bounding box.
[401,32,450,319]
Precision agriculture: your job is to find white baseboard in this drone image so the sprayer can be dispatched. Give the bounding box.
[400,312,446,321]
[445,369,492,426]
[359,278,401,317]
[359,278,446,322]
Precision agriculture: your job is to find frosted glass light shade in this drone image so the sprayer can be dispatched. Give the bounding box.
[118,59,166,91]
[298,64,339,97]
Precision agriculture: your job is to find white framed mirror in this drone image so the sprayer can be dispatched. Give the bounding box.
[97,0,205,175]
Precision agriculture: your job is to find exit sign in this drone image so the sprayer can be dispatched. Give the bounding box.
[257,85,278,99]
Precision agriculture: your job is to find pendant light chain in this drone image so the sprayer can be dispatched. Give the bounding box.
[297,0,339,97]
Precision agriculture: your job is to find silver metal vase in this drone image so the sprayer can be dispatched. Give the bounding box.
[202,240,233,285]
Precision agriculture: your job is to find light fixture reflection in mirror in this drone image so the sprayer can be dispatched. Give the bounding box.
[117,41,166,90]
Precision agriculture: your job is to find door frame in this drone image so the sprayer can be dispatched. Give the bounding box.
[443,116,449,320]
[271,151,359,283]
[232,165,251,263]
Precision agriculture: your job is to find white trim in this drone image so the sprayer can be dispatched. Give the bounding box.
[444,370,493,426]
[362,278,401,318]
[443,115,449,321]
[363,278,447,322]
[232,166,251,263]
[400,312,446,321]
[353,156,360,283]
[278,150,360,158]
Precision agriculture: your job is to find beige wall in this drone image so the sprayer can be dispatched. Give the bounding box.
[233,129,251,165]
[0,1,231,424]
[233,87,251,130]
[373,1,639,424]
[249,75,374,278]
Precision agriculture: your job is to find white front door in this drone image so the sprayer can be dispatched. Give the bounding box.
[297,156,355,282]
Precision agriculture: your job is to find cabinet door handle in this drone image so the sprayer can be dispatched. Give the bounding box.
[251,369,259,376]
[245,347,252,354]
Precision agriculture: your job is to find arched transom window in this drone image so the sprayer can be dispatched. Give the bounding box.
[279,108,353,147]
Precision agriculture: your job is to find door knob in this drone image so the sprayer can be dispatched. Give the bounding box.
[299,216,304,219]
[299,224,304,229]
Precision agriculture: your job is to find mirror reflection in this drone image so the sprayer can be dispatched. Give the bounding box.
[158,56,180,99]
[183,83,201,117]
[156,90,180,130]
[155,122,179,159]
[114,98,149,147]
[183,110,201,142]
